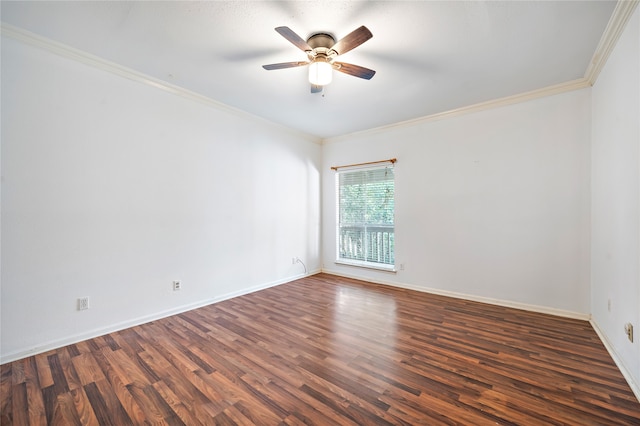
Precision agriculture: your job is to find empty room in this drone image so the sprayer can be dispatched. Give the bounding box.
[1,1,640,424]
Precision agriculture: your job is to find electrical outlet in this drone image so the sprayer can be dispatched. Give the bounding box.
[78,297,89,311]
[608,299,611,312]
[624,323,634,343]
[172,281,182,291]
[400,263,405,271]
[292,257,296,264]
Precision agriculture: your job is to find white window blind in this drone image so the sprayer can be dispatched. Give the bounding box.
[336,164,395,269]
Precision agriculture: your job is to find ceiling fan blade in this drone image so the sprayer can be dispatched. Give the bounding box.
[262,61,309,70]
[334,62,376,80]
[275,26,313,52]
[330,26,373,56]
[311,84,323,94]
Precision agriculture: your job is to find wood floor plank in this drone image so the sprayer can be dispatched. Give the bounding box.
[85,380,133,425]
[221,402,260,426]
[135,342,223,424]
[0,364,13,425]
[56,347,82,393]
[40,386,56,425]
[33,354,54,390]
[10,361,24,386]
[152,380,200,425]
[125,383,176,425]
[69,387,100,426]
[199,371,285,425]
[2,273,639,425]
[51,391,81,425]
[100,364,147,424]
[100,348,149,388]
[46,354,69,397]
[9,383,28,426]
[23,356,46,426]
[71,353,106,387]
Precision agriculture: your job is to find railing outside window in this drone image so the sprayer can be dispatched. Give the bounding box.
[339,225,394,265]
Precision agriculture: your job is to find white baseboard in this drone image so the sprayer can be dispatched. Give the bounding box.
[0,271,319,364]
[590,320,640,403]
[321,268,590,321]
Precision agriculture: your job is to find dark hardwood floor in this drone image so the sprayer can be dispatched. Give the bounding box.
[2,273,639,425]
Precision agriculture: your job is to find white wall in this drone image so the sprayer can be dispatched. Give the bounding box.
[591,6,640,395]
[323,89,592,316]
[1,35,321,362]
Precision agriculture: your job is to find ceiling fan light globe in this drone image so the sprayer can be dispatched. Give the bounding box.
[308,61,332,86]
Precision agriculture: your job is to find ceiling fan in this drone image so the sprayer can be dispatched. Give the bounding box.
[262,25,375,93]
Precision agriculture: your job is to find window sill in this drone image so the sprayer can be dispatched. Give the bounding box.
[335,259,397,273]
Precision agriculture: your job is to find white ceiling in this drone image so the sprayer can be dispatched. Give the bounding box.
[1,1,618,139]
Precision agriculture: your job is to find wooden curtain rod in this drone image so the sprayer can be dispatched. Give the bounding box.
[331,158,396,171]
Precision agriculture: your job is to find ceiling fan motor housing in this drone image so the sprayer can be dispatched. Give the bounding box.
[307,33,336,50]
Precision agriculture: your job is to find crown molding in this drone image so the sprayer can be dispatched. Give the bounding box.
[323,78,590,144]
[584,0,639,85]
[324,0,638,145]
[0,23,322,145]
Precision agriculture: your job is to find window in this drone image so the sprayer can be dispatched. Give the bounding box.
[336,163,395,270]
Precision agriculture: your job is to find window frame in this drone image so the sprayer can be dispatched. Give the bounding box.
[334,163,396,272]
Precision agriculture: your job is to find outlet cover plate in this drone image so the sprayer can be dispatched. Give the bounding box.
[78,297,89,311]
